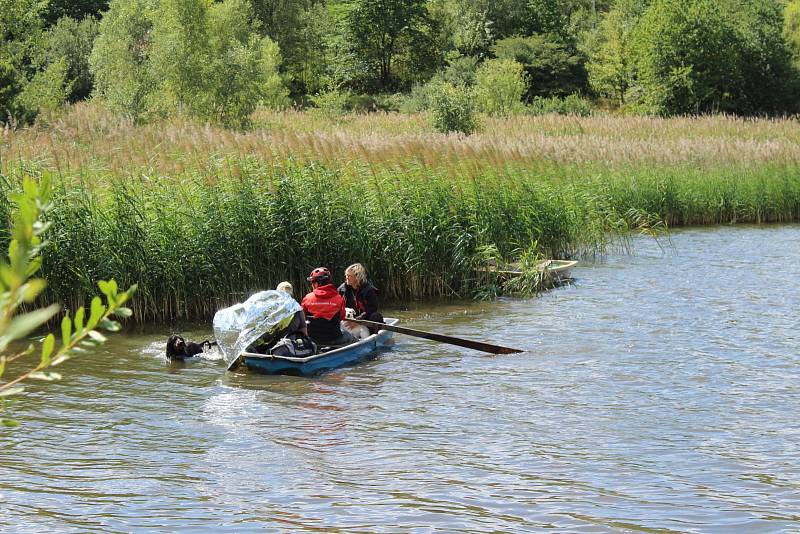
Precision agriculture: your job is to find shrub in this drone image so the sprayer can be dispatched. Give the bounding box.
[17,57,72,120]
[398,82,438,113]
[472,58,527,116]
[309,88,351,118]
[440,54,480,87]
[345,93,378,113]
[493,35,588,99]
[528,93,594,116]
[36,16,100,103]
[0,59,24,124]
[373,93,405,112]
[429,82,478,134]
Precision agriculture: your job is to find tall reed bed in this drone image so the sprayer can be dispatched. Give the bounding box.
[0,162,612,322]
[1,104,799,322]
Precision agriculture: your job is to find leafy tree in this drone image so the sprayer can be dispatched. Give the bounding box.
[0,176,136,428]
[89,0,156,122]
[35,16,100,102]
[585,0,648,105]
[631,0,742,115]
[446,1,494,57]
[785,0,800,64]
[734,0,798,114]
[478,0,531,39]
[289,3,347,95]
[0,59,25,123]
[91,0,288,126]
[251,0,316,93]
[440,53,480,87]
[16,57,71,119]
[149,0,211,117]
[525,0,570,39]
[44,0,109,24]
[472,58,527,115]
[346,0,436,91]
[0,0,46,62]
[0,0,47,123]
[493,35,587,98]
[206,0,290,126]
[457,0,585,42]
[630,0,797,115]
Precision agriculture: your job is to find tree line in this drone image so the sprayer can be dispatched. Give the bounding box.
[2,0,800,129]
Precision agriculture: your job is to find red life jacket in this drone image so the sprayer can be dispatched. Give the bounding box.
[301,284,347,343]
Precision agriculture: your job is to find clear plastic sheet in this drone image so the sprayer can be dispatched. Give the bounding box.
[212,290,301,365]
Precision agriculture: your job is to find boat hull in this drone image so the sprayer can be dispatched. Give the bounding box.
[242,318,397,376]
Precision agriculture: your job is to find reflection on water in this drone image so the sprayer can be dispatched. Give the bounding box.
[2,224,800,532]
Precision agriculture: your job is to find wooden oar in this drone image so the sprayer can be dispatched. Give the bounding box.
[351,319,524,355]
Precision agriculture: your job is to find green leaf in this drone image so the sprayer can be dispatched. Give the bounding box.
[0,264,19,289]
[41,333,55,366]
[100,319,121,332]
[1,304,60,343]
[25,256,43,278]
[50,354,71,366]
[21,278,47,302]
[75,307,85,333]
[98,280,111,297]
[0,355,5,378]
[8,238,22,267]
[113,307,133,318]
[23,176,38,197]
[28,371,62,381]
[61,314,72,345]
[87,330,107,343]
[0,386,25,397]
[88,296,105,328]
[32,220,51,237]
[1,418,21,427]
[118,284,137,305]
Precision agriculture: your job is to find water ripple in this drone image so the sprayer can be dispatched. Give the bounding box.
[2,225,800,531]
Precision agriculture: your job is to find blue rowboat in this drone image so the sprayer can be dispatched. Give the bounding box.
[241,318,398,376]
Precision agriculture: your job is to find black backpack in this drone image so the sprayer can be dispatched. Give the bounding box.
[269,332,317,358]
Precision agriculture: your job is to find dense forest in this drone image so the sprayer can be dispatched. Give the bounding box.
[3,0,800,129]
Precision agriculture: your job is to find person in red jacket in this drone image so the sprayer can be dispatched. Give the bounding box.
[301,267,356,347]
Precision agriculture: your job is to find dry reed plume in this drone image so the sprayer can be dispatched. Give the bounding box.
[3,103,799,181]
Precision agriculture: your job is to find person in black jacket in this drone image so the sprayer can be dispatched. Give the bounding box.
[338,263,384,333]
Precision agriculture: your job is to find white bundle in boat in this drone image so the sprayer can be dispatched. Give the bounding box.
[212,290,300,366]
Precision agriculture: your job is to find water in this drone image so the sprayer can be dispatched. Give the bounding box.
[2,225,799,532]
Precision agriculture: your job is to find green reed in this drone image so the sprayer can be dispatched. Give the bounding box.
[0,161,613,322]
[2,106,799,323]
[3,156,799,323]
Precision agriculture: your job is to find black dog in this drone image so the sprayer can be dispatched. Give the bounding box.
[166,335,214,360]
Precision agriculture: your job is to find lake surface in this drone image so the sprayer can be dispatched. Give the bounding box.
[2,225,799,532]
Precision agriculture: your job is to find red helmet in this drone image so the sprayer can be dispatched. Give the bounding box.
[307,267,331,284]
